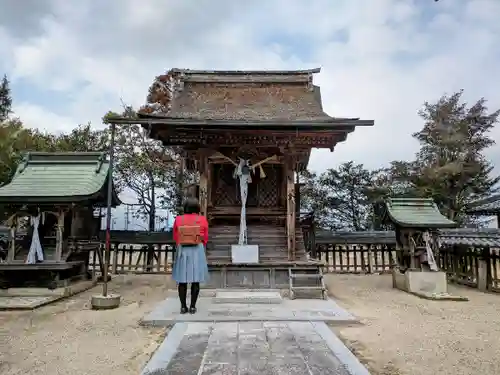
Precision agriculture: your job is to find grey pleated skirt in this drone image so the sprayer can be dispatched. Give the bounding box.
[172,243,209,284]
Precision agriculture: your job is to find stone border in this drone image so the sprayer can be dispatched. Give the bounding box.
[140,323,187,375]
[312,322,372,375]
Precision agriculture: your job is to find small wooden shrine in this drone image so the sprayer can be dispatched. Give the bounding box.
[108,68,373,293]
[376,198,465,299]
[0,152,120,289]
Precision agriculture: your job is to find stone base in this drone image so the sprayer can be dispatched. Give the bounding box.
[0,279,97,310]
[231,244,259,264]
[392,268,468,301]
[214,291,283,304]
[91,293,121,310]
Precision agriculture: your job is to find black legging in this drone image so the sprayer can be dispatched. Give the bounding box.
[178,282,200,309]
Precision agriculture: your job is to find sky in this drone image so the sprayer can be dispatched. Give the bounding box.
[1,0,500,229]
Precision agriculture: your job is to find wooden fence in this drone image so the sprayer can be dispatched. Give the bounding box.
[90,229,500,294]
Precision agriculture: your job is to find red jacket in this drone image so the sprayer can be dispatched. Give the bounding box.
[173,214,209,245]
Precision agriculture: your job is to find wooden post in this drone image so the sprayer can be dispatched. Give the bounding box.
[207,161,213,209]
[199,152,209,217]
[285,159,296,260]
[7,215,16,262]
[55,208,65,261]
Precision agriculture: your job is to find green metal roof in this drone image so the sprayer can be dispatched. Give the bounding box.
[384,198,456,229]
[0,152,121,205]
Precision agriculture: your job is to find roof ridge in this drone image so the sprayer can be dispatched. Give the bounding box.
[170,68,321,75]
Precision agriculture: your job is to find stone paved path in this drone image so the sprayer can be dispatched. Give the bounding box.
[141,297,358,326]
[142,321,370,375]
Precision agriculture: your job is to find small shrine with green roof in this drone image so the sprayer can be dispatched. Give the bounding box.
[0,152,120,291]
[376,197,467,300]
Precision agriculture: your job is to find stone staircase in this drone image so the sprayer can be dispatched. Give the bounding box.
[207,224,308,263]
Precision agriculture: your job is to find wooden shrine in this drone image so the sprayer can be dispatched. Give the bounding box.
[0,152,121,289]
[376,198,466,300]
[108,68,374,294]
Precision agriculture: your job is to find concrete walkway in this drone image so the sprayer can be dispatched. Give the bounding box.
[140,294,371,375]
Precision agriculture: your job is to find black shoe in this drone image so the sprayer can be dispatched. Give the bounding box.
[189,307,197,314]
[180,307,188,314]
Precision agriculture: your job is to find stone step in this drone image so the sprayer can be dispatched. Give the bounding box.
[213,291,283,304]
[290,274,323,279]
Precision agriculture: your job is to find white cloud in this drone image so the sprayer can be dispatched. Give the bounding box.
[1,0,500,174]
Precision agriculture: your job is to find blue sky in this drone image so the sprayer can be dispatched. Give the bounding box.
[1,0,500,229]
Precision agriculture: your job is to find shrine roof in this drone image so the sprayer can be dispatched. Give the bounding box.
[136,68,374,125]
[0,152,121,205]
[466,194,500,215]
[382,198,457,229]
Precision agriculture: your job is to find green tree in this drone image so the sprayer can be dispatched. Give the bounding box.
[0,75,13,122]
[382,90,500,225]
[300,162,375,231]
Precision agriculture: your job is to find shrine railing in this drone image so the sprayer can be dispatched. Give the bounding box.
[315,229,500,293]
[89,230,175,275]
[314,231,396,274]
[89,229,500,293]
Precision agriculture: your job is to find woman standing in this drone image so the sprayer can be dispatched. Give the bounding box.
[172,197,209,314]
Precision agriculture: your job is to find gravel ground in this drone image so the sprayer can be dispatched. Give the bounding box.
[326,274,500,375]
[0,274,176,375]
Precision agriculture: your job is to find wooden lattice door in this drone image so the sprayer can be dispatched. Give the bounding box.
[257,165,280,207]
[212,164,238,206]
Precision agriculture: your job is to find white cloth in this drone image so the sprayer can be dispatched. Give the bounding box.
[423,231,438,271]
[26,214,44,264]
[234,158,251,245]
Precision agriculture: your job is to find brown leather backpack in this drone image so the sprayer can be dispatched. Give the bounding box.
[177,215,203,245]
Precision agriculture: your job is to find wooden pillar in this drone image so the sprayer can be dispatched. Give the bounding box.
[207,161,213,208]
[199,152,209,217]
[285,158,296,260]
[55,208,66,261]
[7,215,17,262]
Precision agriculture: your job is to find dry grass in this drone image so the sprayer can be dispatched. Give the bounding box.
[325,273,500,375]
[0,274,177,375]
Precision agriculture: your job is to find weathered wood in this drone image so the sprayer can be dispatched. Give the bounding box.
[199,154,209,216]
[285,160,296,260]
[54,209,65,262]
[7,223,16,262]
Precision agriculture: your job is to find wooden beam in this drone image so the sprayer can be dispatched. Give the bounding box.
[7,216,16,262]
[54,208,66,261]
[285,158,296,260]
[199,154,209,217]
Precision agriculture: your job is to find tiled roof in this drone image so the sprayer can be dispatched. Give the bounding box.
[439,228,500,247]
[159,69,337,121]
[315,229,500,247]
[384,198,456,228]
[0,152,121,205]
[466,194,500,215]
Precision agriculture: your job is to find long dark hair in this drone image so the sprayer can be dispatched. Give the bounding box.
[183,197,201,214]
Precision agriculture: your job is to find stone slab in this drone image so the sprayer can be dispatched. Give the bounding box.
[0,279,97,297]
[141,297,359,326]
[410,291,469,301]
[0,279,97,310]
[0,296,60,310]
[231,244,259,264]
[141,321,370,375]
[214,291,283,304]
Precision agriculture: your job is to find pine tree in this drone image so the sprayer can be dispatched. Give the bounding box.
[0,74,12,122]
